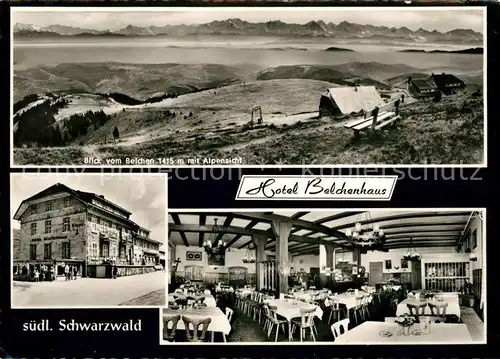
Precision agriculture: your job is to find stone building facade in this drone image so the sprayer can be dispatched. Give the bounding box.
[13,183,163,280]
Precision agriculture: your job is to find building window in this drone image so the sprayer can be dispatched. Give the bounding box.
[30,244,37,260]
[44,243,52,259]
[62,242,71,259]
[30,223,37,235]
[64,197,71,207]
[45,201,52,211]
[44,220,52,234]
[30,204,38,215]
[92,243,98,257]
[63,217,70,232]
[102,243,109,258]
[97,217,101,225]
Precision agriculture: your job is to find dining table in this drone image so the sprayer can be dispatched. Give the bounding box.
[265,298,323,341]
[330,291,372,309]
[168,293,217,307]
[396,293,461,319]
[332,321,473,344]
[292,290,320,302]
[162,306,231,342]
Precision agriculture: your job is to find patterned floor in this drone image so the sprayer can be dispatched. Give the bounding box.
[460,306,485,342]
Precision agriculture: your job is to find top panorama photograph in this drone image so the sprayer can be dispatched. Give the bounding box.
[11,7,485,167]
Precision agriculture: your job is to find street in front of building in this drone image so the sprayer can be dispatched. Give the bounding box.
[12,270,166,308]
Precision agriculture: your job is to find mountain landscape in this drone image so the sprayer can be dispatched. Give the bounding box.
[13,20,483,43]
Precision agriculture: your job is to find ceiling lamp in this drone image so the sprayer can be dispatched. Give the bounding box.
[203,218,226,254]
[242,244,256,263]
[345,212,385,247]
[403,237,421,262]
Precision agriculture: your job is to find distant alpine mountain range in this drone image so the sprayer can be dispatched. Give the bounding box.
[13,20,483,43]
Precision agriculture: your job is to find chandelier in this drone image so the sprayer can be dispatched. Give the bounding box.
[345,212,385,247]
[242,244,256,263]
[403,237,421,262]
[203,218,226,254]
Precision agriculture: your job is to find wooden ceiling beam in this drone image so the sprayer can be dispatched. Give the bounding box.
[170,213,189,247]
[235,212,347,239]
[198,214,206,247]
[329,211,471,231]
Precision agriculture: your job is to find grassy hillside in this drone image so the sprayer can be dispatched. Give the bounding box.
[13,90,483,165]
[155,79,334,114]
[14,62,259,102]
[257,65,391,89]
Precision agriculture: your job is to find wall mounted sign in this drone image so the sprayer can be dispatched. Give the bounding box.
[186,251,202,261]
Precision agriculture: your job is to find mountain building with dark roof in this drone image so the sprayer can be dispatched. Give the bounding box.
[13,183,162,280]
[431,73,467,95]
[408,77,439,98]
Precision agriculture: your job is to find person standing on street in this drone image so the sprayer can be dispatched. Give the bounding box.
[64,264,70,281]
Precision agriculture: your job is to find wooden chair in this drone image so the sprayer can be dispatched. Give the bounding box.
[226,307,234,323]
[182,315,212,342]
[268,305,288,342]
[262,304,273,337]
[428,302,448,322]
[163,314,181,342]
[407,302,427,322]
[390,298,399,315]
[175,298,188,309]
[362,295,372,320]
[327,298,342,324]
[353,296,364,324]
[291,307,317,342]
[224,307,234,341]
[331,318,350,340]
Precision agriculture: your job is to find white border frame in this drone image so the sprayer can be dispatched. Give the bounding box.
[10,172,169,309]
[160,207,486,345]
[9,6,487,168]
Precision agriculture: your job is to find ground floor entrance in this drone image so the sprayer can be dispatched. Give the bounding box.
[13,260,85,282]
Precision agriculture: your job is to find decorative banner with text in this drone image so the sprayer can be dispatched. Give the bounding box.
[236,175,398,200]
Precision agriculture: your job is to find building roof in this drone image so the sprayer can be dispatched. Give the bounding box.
[13,184,142,230]
[325,86,383,115]
[411,78,437,91]
[431,73,465,85]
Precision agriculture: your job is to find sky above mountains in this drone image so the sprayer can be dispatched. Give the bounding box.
[13,8,484,33]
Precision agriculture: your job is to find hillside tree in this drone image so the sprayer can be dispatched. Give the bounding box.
[113,126,120,144]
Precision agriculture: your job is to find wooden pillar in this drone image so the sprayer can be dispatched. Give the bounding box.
[325,244,335,288]
[271,220,292,298]
[253,234,267,291]
[371,106,379,130]
[352,247,362,279]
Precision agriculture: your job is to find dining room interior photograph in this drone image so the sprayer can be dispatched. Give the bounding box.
[161,209,485,344]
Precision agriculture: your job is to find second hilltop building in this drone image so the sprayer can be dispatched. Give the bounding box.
[13,183,163,279]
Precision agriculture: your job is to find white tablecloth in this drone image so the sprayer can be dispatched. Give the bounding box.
[333,321,473,344]
[237,288,255,297]
[396,295,460,318]
[163,307,231,335]
[169,293,217,307]
[331,291,372,309]
[292,291,319,302]
[266,298,323,321]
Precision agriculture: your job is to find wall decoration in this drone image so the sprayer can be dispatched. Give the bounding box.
[208,251,225,266]
[401,258,408,269]
[385,260,392,270]
[186,251,202,261]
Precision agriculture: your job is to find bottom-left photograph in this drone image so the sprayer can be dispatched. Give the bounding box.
[10,172,167,308]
